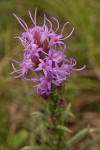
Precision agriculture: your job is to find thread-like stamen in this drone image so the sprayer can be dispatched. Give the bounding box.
[43,14,46,27]
[28,10,35,25]
[8,58,20,64]
[51,17,59,32]
[61,27,75,40]
[46,17,52,31]
[14,74,23,78]
[32,84,38,88]
[34,8,37,26]
[61,22,69,35]
[12,63,17,71]
[13,14,28,31]
[72,65,86,71]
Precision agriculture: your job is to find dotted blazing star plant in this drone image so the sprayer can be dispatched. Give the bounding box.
[10,9,87,150]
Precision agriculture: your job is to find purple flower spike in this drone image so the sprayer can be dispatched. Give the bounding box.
[10,9,85,99]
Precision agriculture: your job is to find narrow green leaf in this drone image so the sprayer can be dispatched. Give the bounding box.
[89,128,99,133]
[66,103,71,111]
[20,146,32,150]
[57,125,73,133]
[80,135,100,150]
[20,146,50,150]
[62,103,75,118]
[8,130,28,150]
[31,111,46,119]
[64,111,75,118]
[67,127,89,147]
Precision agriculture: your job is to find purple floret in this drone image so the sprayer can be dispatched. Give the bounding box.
[10,9,85,99]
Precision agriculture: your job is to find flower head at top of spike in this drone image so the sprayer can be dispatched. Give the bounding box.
[10,9,86,99]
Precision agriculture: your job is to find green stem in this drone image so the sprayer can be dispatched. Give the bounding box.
[48,94,63,150]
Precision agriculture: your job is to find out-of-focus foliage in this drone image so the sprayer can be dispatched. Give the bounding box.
[0,0,100,149]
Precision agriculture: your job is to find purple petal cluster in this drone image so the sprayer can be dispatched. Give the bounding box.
[10,9,85,99]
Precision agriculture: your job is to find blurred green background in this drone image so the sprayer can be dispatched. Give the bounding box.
[0,0,100,149]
